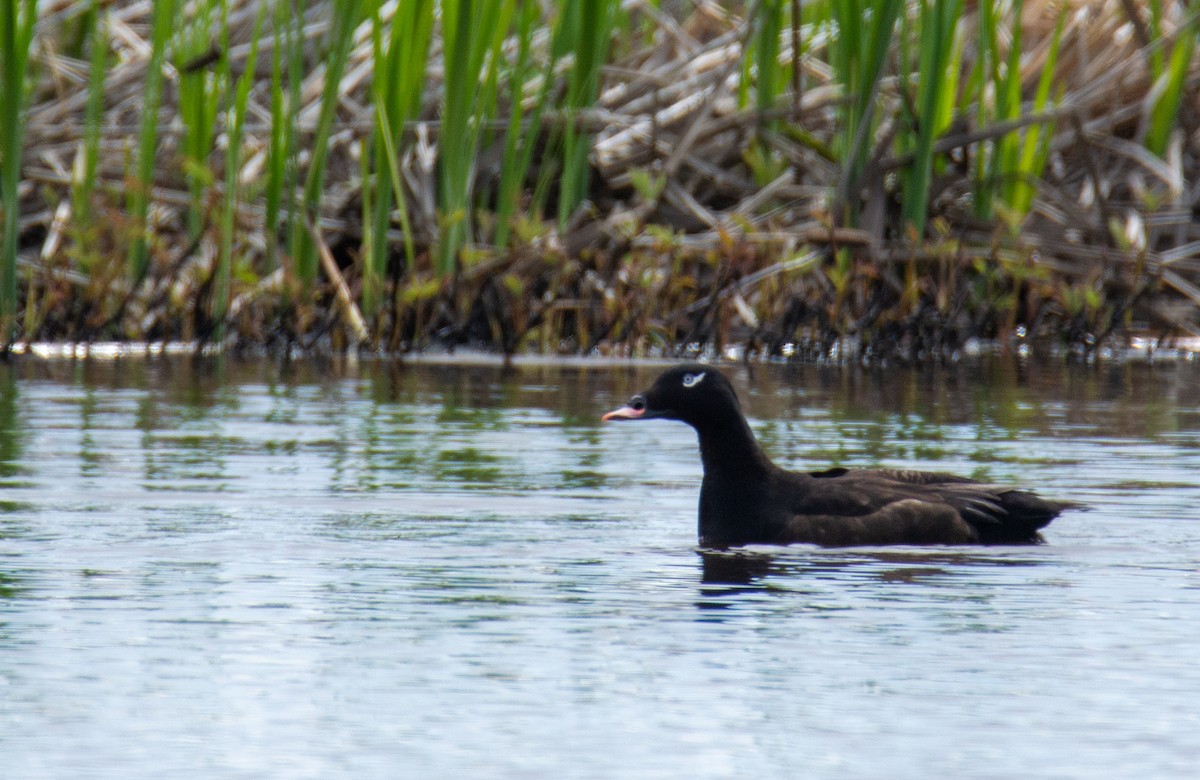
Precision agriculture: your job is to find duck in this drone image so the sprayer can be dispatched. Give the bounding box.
[602,364,1079,548]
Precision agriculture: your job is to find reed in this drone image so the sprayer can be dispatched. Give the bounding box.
[826,0,902,224]
[263,0,305,275]
[126,0,175,282]
[1144,12,1195,158]
[991,0,1027,217]
[3,1,1198,356]
[751,0,786,119]
[968,0,1064,221]
[556,0,618,226]
[212,1,266,341]
[366,0,433,313]
[493,0,546,250]
[178,0,222,240]
[0,0,37,345]
[437,0,514,275]
[291,0,365,286]
[70,0,108,230]
[967,0,998,220]
[1145,0,1168,76]
[899,0,963,238]
[1005,5,1063,217]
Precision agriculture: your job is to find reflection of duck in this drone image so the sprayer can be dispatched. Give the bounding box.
[605,365,1081,548]
[697,548,1042,587]
[699,549,779,585]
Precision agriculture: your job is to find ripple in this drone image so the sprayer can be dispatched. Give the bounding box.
[0,357,1198,778]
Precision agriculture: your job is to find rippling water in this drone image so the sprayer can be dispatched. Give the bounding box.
[1,356,1198,778]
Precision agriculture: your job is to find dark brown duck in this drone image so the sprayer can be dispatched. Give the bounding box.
[603,364,1079,548]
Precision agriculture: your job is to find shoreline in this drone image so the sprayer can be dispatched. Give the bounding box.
[6,335,1199,366]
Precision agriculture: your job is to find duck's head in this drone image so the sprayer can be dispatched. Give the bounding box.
[602,364,742,428]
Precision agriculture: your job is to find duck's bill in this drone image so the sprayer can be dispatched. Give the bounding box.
[602,405,645,421]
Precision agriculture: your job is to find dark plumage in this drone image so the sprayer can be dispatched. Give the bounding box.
[603,364,1080,548]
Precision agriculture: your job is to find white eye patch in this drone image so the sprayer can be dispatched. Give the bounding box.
[681,372,706,388]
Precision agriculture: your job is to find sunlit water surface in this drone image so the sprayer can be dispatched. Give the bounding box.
[1,357,1198,779]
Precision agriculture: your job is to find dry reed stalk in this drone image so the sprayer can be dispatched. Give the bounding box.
[305,214,368,344]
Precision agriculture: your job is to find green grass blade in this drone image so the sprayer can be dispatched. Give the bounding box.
[0,0,38,344]
[366,6,390,317]
[177,0,221,239]
[754,0,785,118]
[970,0,997,218]
[558,0,616,226]
[988,0,1025,212]
[213,1,267,341]
[829,0,902,223]
[438,0,514,275]
[292,0,365,285]
[1145,14,1196,158]
[367,0,433,311]
[1146,0,1166,77]
[263,0,289,272]
[126,0,176,282]
[1010,4,1065,214]
[72,0,109,229]
[901,0,963,237]
[494,0,543,249]
[283,2,304,272]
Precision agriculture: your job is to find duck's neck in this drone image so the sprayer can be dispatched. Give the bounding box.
[693,410,780,547]
[694,410,772,480]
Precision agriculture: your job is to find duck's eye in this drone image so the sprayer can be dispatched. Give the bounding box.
[630,395,647,411]
[682,372,706,388]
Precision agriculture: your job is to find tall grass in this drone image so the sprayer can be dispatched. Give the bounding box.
[291,0,366,286]
[969,0,1064,222]
[126,0,175,282]
[4,1,1198,353]
[812,0,1070,233]
[1144,11,1196,158]
[213,1,266,341]
[555,0,618,227]
[71,0,108,231]
[751,0,786,119]
[365,0,433,314]
[899,0,963,238]
[437,0,514,275]
[178,0,222,240]
[263,0,304,274]
[1005,6,1064,217]
[826,0,902,224]
[0,0,37,344]
[493,0,549,250]
[987,0,1027,219]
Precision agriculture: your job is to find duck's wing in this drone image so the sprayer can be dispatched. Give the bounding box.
[791,468,1079,544]
[774,499,979,546]
[907,478,1082,539]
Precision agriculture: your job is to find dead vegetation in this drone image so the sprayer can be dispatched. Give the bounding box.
[6,0,1200,359]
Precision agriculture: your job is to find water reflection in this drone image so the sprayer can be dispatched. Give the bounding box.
[698,549,781,586]
[697,547,1047,588]
[0,353,1197,516]
[0,368,24,482]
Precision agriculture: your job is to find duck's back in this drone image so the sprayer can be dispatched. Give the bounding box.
[703,465,1075,548]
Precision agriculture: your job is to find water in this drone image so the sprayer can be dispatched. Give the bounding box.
[1,356,1198,779]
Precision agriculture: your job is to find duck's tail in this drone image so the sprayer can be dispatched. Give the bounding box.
[980,491,1084,544]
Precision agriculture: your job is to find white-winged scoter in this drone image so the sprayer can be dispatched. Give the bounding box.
[603,364,1079,548]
